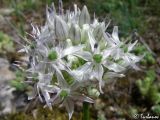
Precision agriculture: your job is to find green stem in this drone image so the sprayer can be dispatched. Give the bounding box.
[83,102,90,120]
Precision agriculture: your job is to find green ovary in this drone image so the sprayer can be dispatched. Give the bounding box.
[60,90,68,99]
[48,51,58,61]
[93,54,102,63]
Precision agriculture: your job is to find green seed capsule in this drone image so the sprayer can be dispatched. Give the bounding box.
[93,54,103,63]
[60,90,68,99]
[48,51,58,61]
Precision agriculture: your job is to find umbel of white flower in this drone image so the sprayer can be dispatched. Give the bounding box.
[19,2,141,120]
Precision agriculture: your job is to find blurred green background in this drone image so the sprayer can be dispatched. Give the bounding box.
[1,0,160,35]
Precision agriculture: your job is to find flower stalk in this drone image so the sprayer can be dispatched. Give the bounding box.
[83,102,90,120]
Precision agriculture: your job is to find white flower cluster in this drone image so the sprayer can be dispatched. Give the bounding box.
[19,2,141,119]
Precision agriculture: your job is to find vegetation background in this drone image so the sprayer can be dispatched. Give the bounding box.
[0,0,160,120]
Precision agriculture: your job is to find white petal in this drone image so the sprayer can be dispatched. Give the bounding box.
[41,90,52,109]
[103,61,125,72]
[18,46,29,53]
[63,99,74,120]
[61,45,83,57]
[76,62,93,74]
[128,40,138,52]
[71,62,93,82]
[112,26,120,44]
[82,96,94,103]
[131,64,141,71]
[36,43,49,57]
[43,85,60,93]
[103,33,112,46]
[114,48,123,60]
[94,64,104,93]
[52,64,68,88]
[38,73,52,84]
[92,18,99,27]
[122,55,141,70]
[74,4,78,16]
[73,51,92,61]
[36,84,43,102]
[122,55,130,65]
[88,31,96,52]
[94,64,104,80]
[71,92,94,103]
[127,53,142,62]
[102,49,112,60]
[103,72,125,79]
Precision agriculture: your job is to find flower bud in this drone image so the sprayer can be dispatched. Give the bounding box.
[88,88,100,98]
[46,3,56,30]
[69,24,81,45]
[81,24,89,43]
[79,5,90,27]
[54,15,68,41]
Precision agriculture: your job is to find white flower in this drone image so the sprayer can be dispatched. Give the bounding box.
[103,26,141,70]
[72,31,126,93]
[50,74,94,120]
[27,73,60,109]
[37,45,84,84]
[19,2,141,120]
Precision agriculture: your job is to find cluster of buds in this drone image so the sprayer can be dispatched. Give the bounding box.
[19,1,141,119]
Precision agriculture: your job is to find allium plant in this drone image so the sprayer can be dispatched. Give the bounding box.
[18,1,141,120]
